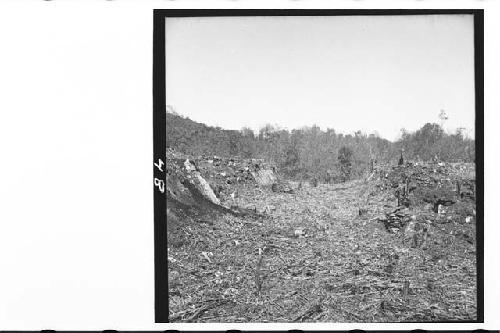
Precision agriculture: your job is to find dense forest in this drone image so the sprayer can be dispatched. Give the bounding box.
[166,108,475,182]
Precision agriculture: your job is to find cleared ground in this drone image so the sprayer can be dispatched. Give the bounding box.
[167,165,477,322]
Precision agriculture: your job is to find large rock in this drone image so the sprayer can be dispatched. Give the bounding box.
[183,159,220,205]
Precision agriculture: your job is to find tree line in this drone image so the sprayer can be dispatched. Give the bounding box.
[166,109,475,183]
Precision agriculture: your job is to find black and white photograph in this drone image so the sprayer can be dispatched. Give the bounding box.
[158,10,483,323]
[2,1,499,331]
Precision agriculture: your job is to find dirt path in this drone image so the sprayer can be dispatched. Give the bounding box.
[168,180,477,322]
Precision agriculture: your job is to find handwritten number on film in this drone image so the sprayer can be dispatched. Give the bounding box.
[154,158,165,193]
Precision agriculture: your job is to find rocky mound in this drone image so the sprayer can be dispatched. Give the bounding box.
[166,149,289,226]
[367,161,476,251]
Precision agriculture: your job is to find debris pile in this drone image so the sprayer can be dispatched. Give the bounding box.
[166,149,295,225]
[197,155,295,195]
[196,156,264,187]
[168,148,293,203]
[376,162,475,201]
[372,161,476,250]
[378,207,412,233]
[166,150,268,224]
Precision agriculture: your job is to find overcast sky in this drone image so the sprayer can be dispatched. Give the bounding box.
[165,14,475,141]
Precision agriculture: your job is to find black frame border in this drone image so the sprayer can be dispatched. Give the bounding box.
[153,9,484,324]
[153,8,168,324]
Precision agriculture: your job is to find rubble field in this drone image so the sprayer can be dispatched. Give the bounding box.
[166,152,477,323]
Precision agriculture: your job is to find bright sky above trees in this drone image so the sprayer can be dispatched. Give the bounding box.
[165,14,475,141]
